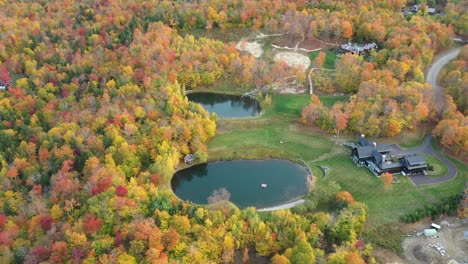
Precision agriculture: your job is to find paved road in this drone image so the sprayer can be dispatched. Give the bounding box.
[389,47,462,186]
[257,199,305,212]
[426,47,462,112]
[389,135,457,185]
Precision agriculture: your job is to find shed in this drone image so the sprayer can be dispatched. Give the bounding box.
[184,154,195,164]
[423,229,437,237]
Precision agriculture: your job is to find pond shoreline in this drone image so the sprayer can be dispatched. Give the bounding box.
[257,199,305,212]
[172,158,311,209]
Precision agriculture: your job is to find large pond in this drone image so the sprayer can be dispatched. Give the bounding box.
[171,159,308,209]
[187,92,261,118]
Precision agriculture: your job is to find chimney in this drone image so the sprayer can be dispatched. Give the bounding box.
[372,142,377,148]
[382,154,386,161]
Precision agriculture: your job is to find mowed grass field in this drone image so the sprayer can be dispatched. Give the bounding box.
[318,155,465,226]
[309,50,338,69]
[206,94,466,226]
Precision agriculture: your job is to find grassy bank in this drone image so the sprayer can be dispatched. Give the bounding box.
[205,94,465,226]
[309,50,338,69]
[424,154,449,178]
[318,154,465,226]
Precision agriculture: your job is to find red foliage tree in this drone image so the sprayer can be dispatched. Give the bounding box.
[39,215,54,232]
[336,191,355,204]
[115,185,128,197]
[83,213,102,234]
[71,248,88,264]
[381,172,393,187]
[150,173,161,186]
[91,176,113,196]
[114,231,123,247]
[28,245,50,263]
[0,214,6,229]
[49,241,69,263]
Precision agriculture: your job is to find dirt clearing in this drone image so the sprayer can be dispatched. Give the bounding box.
[274,52,310,71]
[236,40,263,58]
[402,218,468,263]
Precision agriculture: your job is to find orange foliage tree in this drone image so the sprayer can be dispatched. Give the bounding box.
[381,172,393,187]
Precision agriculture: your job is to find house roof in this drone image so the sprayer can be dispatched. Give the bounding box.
[358,137,371,147]
[381,160,403,170]
[340,43,378,53]
[403,155,427,169]
[356,146,374,159]
[184,154,195,164]
[376,144,390,153]
[373,150,383,164]
[405,155,426,166]
[423,229,437,237]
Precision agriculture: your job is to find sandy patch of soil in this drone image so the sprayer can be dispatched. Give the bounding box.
[268,81,307,94]
[273,36,341,51]
[236,40,263,58]
[274,52,310,71]
[402,217,468,263]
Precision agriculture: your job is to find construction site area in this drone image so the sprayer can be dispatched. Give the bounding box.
[402,217,468,264]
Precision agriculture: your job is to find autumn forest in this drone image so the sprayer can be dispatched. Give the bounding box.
[0,0,466,263]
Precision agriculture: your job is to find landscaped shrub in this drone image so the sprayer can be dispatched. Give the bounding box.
[364,224,404,256]
[399,194,463,223]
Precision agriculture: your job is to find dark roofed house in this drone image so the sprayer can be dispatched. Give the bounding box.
[357,146,374,159]
[402,155,427,174]
[358,135,371,147]
[376,144,390,153]
[350,136,427,176]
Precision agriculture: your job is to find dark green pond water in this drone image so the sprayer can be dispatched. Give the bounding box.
[171,159,308,208]
[187,92,261,118]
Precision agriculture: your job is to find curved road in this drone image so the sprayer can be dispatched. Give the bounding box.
[426,47,462,109]
[392,47,461,186]
[389,135,457,185]
[259,48,462,210]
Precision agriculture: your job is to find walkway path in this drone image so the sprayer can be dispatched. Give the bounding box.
[257,199,305,212]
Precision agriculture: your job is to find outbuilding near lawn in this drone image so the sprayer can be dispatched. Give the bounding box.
[424,229,438,237]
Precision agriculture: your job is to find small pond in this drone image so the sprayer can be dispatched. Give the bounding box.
[187,92,261,118]
[171,159,308,209]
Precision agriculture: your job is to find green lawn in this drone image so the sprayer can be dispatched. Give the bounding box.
[424,154,448,178]
[263,94,311,117]
[319,154,465,226]
[262,94,348,118]
[207,94,466,227]
[209,123,334,162]
[309,50,338,69]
